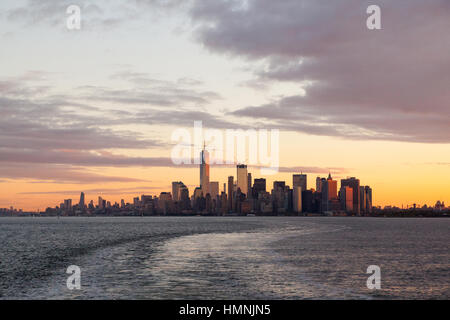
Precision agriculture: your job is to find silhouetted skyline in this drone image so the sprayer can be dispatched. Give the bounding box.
[1,1,449,211]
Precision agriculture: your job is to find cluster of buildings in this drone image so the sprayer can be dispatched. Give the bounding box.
[2,147,448,217]
[0,207,23,216]
[184,168,374,216]
[43,146,375,216]
[180,146,375,216]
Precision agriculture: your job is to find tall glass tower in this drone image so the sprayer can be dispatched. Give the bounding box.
[200,144,210,196]
[236,164,248,196]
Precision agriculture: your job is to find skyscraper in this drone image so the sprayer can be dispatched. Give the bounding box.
[316,177,322,192]
[359,186,366,214]
[64,199,72,211]
[141,195,153,206]
[293,186,302,213]
[179,186,190,210]
[273,181,286,191]
[272,181,286,213]
[327,173,337,199]
[302,189,313,213]
[159,192,172,202]
[228,176,234,212]
[200,144,210,196]
[193,187,203,199]
[253,178,266,197]
[247,173,252,198]
[172,181,186,202]
[365,186,373,213]
[293,174,307,193]
[79,192,85,208]
[210,181,219,200]
[237,164,248,196]
[322,173,337,212]
[172,182,179,202]
[340,186,353,213]
[316,176,327,192]
[159,192,172,215]
[133,197,140,207]
[220,192,228,215]
[341,177,361,215]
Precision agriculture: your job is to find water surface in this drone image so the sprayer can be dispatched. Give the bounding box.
[0,217,448,299]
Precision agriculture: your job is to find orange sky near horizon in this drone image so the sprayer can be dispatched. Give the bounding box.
[1,2,450,212]
[1,131,449,211]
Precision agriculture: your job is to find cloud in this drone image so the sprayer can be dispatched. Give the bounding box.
[81,74,221,107]
[0,147,348,177]
[428,162,450,166]
[5,0,132,30]
[128,109,253,130]
[173,0,450,143]
[0,149,176,167]
[0,95,162,151]
[0,71,52,97]
[6,1,450,144]
[276,165,348,175]
[0,69,247,187]
[0,163,148,184]
[0,67,225,157]
[0,69,351,181]
[0,68,238,162]
[19,186,161,195]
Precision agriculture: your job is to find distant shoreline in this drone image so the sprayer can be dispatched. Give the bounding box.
[1,214,448,218]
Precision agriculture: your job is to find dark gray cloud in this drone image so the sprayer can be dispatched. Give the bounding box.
[229,98,450,143]
[177,0,450,143]
[8,1,446,143]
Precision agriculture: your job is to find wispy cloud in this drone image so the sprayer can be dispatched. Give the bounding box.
[19,186,161,195]
[0,163,149,184]
[5,0,135,30]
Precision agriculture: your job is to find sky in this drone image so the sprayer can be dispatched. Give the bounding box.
[0,0,449,211]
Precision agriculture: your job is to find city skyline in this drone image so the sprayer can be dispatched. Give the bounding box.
[1,1,450,306]
[0,141,448,212]
[1,1,449,211]
[12,162,376,215]
[2,156,448,214]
